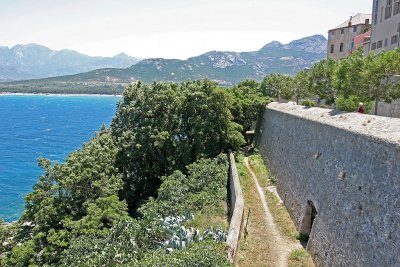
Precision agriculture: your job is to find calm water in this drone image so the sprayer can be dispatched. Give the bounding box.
[0,95,120,222]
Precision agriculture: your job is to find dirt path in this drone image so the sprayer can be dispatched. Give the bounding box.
[241,157,301,267]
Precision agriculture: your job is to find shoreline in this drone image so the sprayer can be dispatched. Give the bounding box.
[0,92,122,97]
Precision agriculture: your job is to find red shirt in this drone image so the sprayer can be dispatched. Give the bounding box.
[357,106,365,113]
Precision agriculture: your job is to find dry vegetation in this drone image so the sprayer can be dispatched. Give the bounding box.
[236,152,314,267]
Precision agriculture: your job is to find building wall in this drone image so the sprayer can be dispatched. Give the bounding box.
[368,99,400,118]
[226,151,244,263]
[255,103,400,267]
[328,23,370,61]
[371,0,400,52]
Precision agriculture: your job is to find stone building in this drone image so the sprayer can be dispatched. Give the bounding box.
[352,30,372,54]
[370,0,400,52]
[327,13,372,61]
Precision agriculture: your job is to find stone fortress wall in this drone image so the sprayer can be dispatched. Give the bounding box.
[226,151,244,263]
[255,103,400,266]
[369,100,400,118]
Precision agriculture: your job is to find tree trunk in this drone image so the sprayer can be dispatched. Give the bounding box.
[374,98,378,115]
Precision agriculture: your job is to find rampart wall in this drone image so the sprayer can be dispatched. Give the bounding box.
[226,151,244,263]
[255,103,400,267]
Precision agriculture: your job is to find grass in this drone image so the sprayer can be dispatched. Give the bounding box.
[247,153,314,267]
[185,202,229,231]
[235,153,276,267]
[248,154,299,241]
[247,154,270,187]
[289,249,314,267]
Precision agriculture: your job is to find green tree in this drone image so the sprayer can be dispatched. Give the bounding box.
[309,59,337,104]
[111,80,244,213]
[361,49,400,115]
[333,48,365,99]
[227,80,272,134]
[293,70,312,104]
[140,155,229,217]
[259,73,294,101]
[335,95,373,112]
[2,129,128,266]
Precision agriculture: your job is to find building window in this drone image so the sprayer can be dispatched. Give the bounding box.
[381,7,384,22]
[371,42,377,50]
[330,44,334,53]
[375,1,379,23]
[385,38,388,46]
[341,28,344,34]
[377,40,383,48]
[394,0,400,15]
[353,25,358,32]
[339,43,344,52]
[374,0,379,24]
[386,0,393,19]
[391,34,398,44]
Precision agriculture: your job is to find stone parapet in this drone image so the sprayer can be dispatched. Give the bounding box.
[255,103,400,267]
[226,151,244,263]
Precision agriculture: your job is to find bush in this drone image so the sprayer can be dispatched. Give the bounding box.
[319,104,330,109]
[300,99,317,107]
[139,155,229,217]
[136,241,231,267]
[335,95,372,112]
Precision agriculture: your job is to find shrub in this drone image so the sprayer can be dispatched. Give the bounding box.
[319,104,330,109]
[335,95,373,112]
[139,155,229,217]
[136,241,231,267]
[300,99,317,107]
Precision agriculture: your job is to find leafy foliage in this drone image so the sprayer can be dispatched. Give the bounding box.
[1,79,241,266]
[361,49,400,114]
[227,80,272,133]
[292,70,312,104]
[308,59,337,104]
[300,99,317,107]
[59,155,231,266]
[335,95,373,112]
[1,129,129,266]
[139,155,228,217]
[333,48,365,99]
[136,241,230,267]
[260,73,294,100]
[111,80,244,213]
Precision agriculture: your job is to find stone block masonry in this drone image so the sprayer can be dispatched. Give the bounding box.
[226,151,244,263]
[368,100,400,119]
[255,103,400,267]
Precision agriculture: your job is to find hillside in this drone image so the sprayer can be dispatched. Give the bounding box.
[0,35,327,93]
[0,44,141,82]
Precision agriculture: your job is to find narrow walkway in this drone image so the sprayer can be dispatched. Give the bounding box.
[240,157,301,267]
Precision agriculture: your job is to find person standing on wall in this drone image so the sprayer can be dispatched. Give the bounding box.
[357,102,365,114]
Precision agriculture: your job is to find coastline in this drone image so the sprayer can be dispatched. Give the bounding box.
[0,92,122,97]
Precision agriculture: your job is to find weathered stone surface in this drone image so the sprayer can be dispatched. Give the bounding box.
[255,103,400,267]
[368,100,400,118]
[226,151,244,263]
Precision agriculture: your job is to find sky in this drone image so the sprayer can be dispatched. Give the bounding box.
[0,0,372,59]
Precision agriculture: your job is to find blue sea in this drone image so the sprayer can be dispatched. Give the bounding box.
[0,95,121,222]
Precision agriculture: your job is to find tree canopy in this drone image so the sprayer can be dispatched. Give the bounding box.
[111,80,244,213]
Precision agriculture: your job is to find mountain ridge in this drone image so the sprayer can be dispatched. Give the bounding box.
[0,34,327,93]
[0,44,141,82]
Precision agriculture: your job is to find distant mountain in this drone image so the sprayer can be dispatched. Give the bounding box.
[0,44,141,81]
[0,35,327,93]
